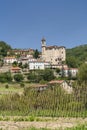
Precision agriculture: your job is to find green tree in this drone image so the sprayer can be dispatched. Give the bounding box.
[33,49,40,59]
[0,41,12,57]
[66,56,78,68]
[0,72,12,83]
[0,58,4,67]
[18,62,23,68]
[27,71,42,83]
[27,72,37,82]
[42,69,55,81]
[12,61,18,67]
[77,63,87,84]
[55,68,60,73]
[23,63,28,69]
[14,74,24,82]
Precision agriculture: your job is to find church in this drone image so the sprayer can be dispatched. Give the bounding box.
[41,38,66,66]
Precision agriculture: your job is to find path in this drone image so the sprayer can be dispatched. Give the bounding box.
[0,117,87,130]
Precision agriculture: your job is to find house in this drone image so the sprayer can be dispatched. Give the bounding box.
[8,48,34,56]
[28,60,50,70]
[18,56,29,65]
[49,80,73,94]
[31,84,48,91]
[10,67,21,73]
[51,64,68,69]
[62,67,78,77]
[4,56,17,64]
[69,68,78,77]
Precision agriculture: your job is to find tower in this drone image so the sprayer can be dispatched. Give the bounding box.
[41,37,46,47]
[41,38,46,61]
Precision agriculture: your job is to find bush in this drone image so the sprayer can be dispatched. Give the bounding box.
[14,74,24,82]
[39,79,47,84]
[20,83,25,87]
[5,84,9,89]
[0,72,12,83]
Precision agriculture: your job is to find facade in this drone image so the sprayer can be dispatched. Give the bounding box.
[4,56,17,64]
[31,84,48,91]
[41,38,66,65]
[49,80,73,94]
[18,56,29,65]
[69,68,78,77]
[29,60,50,70]
[63,67,78,77]
[7,49,34,56]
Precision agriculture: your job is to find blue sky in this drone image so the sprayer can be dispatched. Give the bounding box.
[0,0,87,50]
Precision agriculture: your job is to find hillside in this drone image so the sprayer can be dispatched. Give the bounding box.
[66,44,87,67]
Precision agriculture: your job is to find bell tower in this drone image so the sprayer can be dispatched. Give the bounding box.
[41,38,46,61]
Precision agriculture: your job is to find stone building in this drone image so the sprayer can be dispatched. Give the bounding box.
[41,38,66,66]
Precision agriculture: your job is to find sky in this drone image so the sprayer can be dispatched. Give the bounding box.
[0,0,87,50]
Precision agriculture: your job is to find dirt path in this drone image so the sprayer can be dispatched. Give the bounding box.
[0,118,87,130]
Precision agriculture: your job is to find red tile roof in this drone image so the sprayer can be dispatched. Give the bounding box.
[49,80,64,84]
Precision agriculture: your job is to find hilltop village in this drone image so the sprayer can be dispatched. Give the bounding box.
[0,38,80,94]
[0,38,78,78]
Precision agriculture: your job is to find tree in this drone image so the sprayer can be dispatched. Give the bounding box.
[0,72,12,83]
[27,71,42,83]
[27,73,37,82]
[0,58,4,67]
[23,63,28,69]
[42,69,55,81]
[66,44,87,66]
[0,41,12,57]
[18,62,23,68]
[14,74,24,82]
[77,63,87,84]
[33,49,40,59]
[66,56,78,68]
[55,68,60,73]
[12,61,18,67]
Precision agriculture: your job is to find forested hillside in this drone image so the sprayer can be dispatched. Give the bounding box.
[66,44,87,67]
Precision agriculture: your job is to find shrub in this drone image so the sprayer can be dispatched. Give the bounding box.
[5,84,9,89]
[20,83,25,87]
[14,74,24,82]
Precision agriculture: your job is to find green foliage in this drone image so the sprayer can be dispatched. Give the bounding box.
[42,69,55,81]
[39,79,47,84]
[18,62,23,68]
[66,44,87,67]
[20,82,25,87]
[29,115,35,121]
[66,56,78,68]
[0,72,12,83]
[12,61,18,67]
[0,80,87,117]
[55,68,60,73]
[0,41,11,57]
[65,124,87,130]
[27,72,40,83]
[23,63,28,68]
[77,63,87,84]
[14,74,24,82]
[0,58,4,67]
[5,84,9,89]
[27,69,55,83]
[33,49,40,59]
